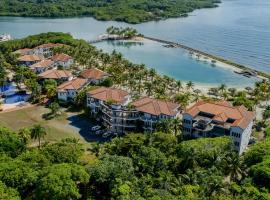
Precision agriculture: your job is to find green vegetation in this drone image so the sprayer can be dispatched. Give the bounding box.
[106,26,139,38]
[2,32,270,199]
[0,106,87,144]
[0,0,220,24]
[0,125,270,199]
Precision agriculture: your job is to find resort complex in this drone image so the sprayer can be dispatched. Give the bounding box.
[0,36,259,156]
[1,17,270,199]
[1,0,270,198]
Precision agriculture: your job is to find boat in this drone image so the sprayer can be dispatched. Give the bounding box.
[0,34,12,42]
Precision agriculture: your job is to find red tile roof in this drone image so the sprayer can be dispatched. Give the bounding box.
[14,48,32,55]
[80,68,109,80]
[133,97,179,116]
[38,70,72,79]
[57,78,87,91]
[18,55,43,62]
[87,87,129,104]
[52,53,73,62]
[30,59,54,68]
[185,101,255,129]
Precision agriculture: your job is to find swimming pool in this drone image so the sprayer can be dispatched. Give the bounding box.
[0,83,17,95]
[4,93,30,104]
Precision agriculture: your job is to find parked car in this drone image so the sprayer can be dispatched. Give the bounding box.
[95,130,105,135]
[91,125,101,131]
[102,131,112,138]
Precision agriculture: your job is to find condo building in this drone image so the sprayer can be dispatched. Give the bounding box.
[182,101,255,154]
[87,87,181,134]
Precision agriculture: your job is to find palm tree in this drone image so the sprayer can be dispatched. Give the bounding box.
[149,68,156,81]
[171,118,182,138]
[174,93,191,109]
[175,80,183,92]
[263,105,270,123]
[186,81,194,91]
[30,124,47,149]
[222,152,246,182]
[193,89,201,102]
[219,84,227,94]
[144,82,154,96]
[228,88,237,98]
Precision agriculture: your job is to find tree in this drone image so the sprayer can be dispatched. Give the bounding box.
[0,159,39,196]
[49,102,60,117]
[0,181,20,200]
[250,157,270,189]
[176,80,183,92]
[100,77,113,87]
[41,138,83,163]
[263,106,270,122]
[222,152,246,182]
[218,84,227,94]
[0,127,26,157]
[30,124,47,149]
[44,79,57,99]
[0,65,7,91]
[17,127,31,145]
[186,81,194,91]
[174,93,191,109]
[156,119,173,134]
[35,163,89,200]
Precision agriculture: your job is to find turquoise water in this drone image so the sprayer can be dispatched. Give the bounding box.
[96,40,259,86]
[0,0,268,86]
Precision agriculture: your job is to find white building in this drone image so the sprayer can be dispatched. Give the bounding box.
[87,88,181,134]
[182,101,255,154]
[87,87,135,134]
[30,59,55,74]
[33,43,63,56]
[57,78,88,102]
[80,68,110,84]
[52,53,74,69]
[132,97,180,133]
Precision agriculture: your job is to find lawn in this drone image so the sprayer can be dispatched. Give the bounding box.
[0,106,93,147]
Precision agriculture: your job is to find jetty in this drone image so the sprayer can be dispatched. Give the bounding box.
[87,32,270,80]
[142,36,269,79]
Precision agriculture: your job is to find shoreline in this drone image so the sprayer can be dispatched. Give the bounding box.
[101,36,265,81]
[141,36,269,80]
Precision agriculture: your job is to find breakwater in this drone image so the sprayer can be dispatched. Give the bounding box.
[142,36,270,79]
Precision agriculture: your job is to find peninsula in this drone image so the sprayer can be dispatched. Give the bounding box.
[0,0,220,24]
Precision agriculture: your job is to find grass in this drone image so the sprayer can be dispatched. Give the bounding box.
[0,106,91,147]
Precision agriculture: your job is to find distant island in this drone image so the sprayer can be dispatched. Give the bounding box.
[0,0,221,24]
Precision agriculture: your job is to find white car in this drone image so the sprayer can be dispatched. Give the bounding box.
[102,132,112,138]
[95,130,104,135]
[91,125,101,131]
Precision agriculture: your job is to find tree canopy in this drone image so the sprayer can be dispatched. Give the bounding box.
[0,0,220,24]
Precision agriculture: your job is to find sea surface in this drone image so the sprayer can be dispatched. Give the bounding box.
[0,0,268,87]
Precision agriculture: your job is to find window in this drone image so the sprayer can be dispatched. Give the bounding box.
[232,132,241,138]
[183,119,191,124]
[234,141,240,147]
[183,127,191,132]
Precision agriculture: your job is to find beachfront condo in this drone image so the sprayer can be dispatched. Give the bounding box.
[182,101,255,154]
[87,87,181,134]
